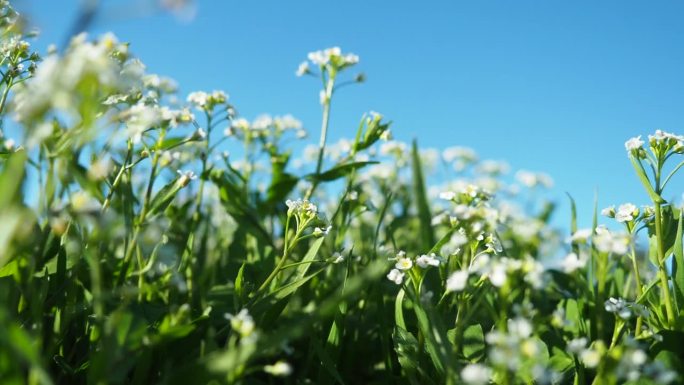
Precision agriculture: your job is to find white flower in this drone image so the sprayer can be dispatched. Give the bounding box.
[561,252,586,273]
[567,337,587,354]
[331,252,345,264]
[446,270,469,292]
[177,169,197,186]
[488,263,508,287]
[601,206,615,218]
[387,268,404,285]
[625,135,644,151]
[296,61,309,76]
[416,253,441,268]
[568,228,592,243]
[313,225,332,237]
[605,297,632,319]
[594,230,630,255]
[264,361,292,377]
[225,309,255,337]
[439,191,456,201]
[508,317,533,339]
[461,363,491,385]
[615,203,638,223]
[395,257,413,270]
[187,91,209,107]
[581,348,601,368]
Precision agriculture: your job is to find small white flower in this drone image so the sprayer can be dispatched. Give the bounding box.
[615,203,638,223]
[605,297,632,319]
[296,61,309,77]
[568,228,592,243]
[488,263,508,287]
[561,252,586,273]
[177,169,197,186]
[331,252,345,264]
[416,253,441,268]
[581,348,601,368]
[264,361,292,377]
[446,270,469,292]
[395,257,413,270]
[625,135,644,151]
[439,191,456,201]
[461,363,491,385]
[225,309,255,337]
[313,225,332,237]
[601,206,615,218]
[567,337,587,354]
[387,268,405,285]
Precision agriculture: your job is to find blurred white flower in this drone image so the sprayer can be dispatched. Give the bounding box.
[416,253,441,268]
[625,135,644,151]
[461,363,491,385]
[446,270,469,292]
[264,361,292,377]
[387,268,404,285]
[395,257,413,270]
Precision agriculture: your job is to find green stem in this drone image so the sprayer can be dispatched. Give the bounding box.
[629,247,644,336]
[654,200,676,326]
[306,74,335,199]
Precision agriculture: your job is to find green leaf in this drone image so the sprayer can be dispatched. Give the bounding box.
[461,324,485,361]
[672,209,684,309]
[146,178,182,218]
[306,161,378,183]
[411,140,434,250]
[629,155,664,204]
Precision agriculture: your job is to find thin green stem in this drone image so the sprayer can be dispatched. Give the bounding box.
[654,200,676,326]
[306,73,336,200]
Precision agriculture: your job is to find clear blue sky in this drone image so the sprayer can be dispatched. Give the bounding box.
[13,0,684,230]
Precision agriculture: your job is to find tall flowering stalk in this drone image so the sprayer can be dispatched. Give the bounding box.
[626,131,683,327]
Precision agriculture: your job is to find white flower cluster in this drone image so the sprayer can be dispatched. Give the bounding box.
[601,203,638,223]
[297,47,359,76]
[225,308,256,339]
[187,90,228,110]
[567,226,630,255]
[13,33,128,125]
[386,250,444,285]
[285,199,318,220]
[228,114,305,139]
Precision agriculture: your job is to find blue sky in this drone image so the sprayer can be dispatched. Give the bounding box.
[14,0,684,230]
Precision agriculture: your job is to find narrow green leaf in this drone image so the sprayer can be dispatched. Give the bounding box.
[305,161,378,183]
[411,140,434,250]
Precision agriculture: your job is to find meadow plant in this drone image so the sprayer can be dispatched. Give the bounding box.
[0,2,683,384]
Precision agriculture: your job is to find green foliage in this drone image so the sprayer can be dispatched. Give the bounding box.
[0,3,683,384]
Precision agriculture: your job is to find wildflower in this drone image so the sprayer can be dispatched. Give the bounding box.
[581,348,601,368]
[177,170,197,187]
[331,252,345,264]
[561,252,586,273]
[605,297,632,319]
[225,309,255,337]
[594,230,629,255]
[601,205,615,218]
[567,337,587,354]
[624,135,644,152]
[313,225,332,237]
[446,270,469,292]
[615,203,638,223]
[416,253,441,268]
[296,61,309,76]
[387,268,404,285]
[264,361,293,377]
[461,363,491,385]
[395,257,413,270]
[285,199,318,219]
